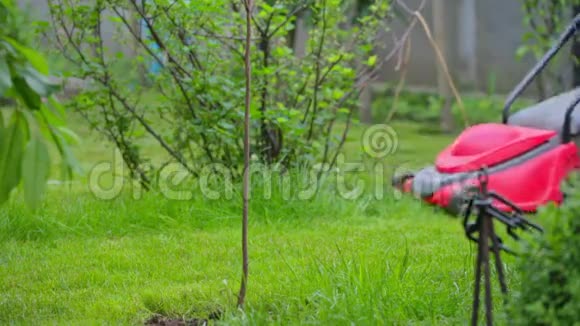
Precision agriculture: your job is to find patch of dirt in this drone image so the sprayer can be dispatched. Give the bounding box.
[145,314,208,326]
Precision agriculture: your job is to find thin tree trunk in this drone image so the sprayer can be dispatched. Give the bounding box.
[130,9,148,86]
[359,86,373,124]
[237,0,252,310]
[433,0,454,132]
[347,0,372,124]
[458,0,477,89]
[536,72,547,101]
[294,9,308,58]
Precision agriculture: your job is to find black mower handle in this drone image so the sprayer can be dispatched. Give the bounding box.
[502,13,580,124]
[562,92,580,143]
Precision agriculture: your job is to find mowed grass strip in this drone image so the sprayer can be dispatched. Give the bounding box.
[0,185,517,325]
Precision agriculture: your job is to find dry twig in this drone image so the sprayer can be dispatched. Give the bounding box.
[412,11,469,127]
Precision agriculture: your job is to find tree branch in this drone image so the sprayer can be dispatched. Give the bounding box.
[306,0,328,141]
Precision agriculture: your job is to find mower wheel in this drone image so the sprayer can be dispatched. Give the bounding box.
[446,185,479,216]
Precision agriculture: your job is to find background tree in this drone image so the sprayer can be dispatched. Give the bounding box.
[45,0,394,187]
[517,0,580,100]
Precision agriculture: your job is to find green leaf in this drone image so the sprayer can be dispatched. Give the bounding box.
[0,56,12,95]
[56,126,81,145]
[48,125,83,178]
[218,121,235,130]
[0,39,18,57]
[22,136,50,208]
[12,76,41,110]
[0,114,25,204]
[332,89,344,100]
[329,54,342,62]
[4,37,49,74]
[261,2,273,13]
[367,55,377,66]
[40,98,67,129]
[47,96,66,120]
[516,46,529,61]
[22,66,60,97]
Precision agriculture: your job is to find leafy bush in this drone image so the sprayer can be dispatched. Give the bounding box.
[371,90,505,127]
[509,177,580,325]
[371,86,538,129]
[44,0,395,187]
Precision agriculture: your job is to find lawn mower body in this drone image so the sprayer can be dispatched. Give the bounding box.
[393,14,580,214]
[397,123,579,214]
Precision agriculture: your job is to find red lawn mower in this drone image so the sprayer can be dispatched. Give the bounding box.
[392,14,580,217]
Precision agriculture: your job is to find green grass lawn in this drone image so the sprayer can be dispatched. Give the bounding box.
[0,116,524,325]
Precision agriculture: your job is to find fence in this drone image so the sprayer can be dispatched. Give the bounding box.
[375,0,574,96]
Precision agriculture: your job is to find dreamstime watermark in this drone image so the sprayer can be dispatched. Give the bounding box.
[362,123,399,158]
[87,124,428,201]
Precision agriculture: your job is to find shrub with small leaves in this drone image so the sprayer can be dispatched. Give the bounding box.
[509,174,580,325]
[46,0,395,185]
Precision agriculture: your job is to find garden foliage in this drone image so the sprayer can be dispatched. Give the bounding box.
[509,175,580,325]
[46,0,394,187]
[516,0,580,99]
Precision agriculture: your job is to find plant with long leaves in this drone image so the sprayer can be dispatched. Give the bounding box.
[0,0,79,208]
